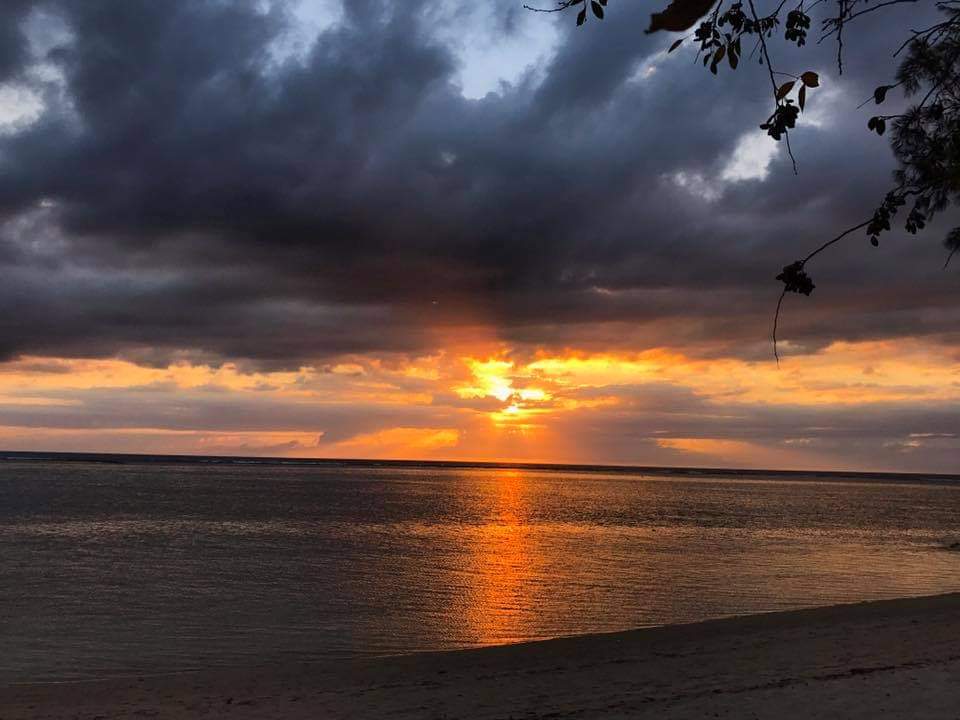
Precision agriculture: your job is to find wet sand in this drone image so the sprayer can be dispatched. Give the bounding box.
[3,593,959,719]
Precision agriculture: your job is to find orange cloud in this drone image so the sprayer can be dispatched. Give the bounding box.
[0,336,957,470]
[324,427,461,458]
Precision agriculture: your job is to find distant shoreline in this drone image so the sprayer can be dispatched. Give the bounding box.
[2,449,958,484]
[4,592,960,719]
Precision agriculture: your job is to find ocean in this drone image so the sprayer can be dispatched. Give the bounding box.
[2,454,959,683]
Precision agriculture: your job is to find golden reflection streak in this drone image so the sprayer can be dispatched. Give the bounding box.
[463,470,538,645]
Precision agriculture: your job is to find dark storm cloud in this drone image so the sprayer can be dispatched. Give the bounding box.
[0,0,955,365]
[0,2,33,83]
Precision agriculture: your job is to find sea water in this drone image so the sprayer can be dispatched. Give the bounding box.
[2,457,959,682]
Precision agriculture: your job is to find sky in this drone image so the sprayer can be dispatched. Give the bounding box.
[0,0,957,472]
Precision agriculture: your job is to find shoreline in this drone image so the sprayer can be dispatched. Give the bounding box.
[4,593,960,718]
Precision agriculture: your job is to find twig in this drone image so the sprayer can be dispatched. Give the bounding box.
[836,0,845,74]
[747,0,799,173]
[821,0,922,43]
[772,217,874,363]
[801,217,875,264]
[523,1,580,13]
[856,80,903,108]
[772,287,789,365]
[834,0,920,25]
[945,245,959,268]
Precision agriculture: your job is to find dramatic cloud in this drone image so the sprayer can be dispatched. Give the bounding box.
[0,0,956,470]
[1,340,957,472]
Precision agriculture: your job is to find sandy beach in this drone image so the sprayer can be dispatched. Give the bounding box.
[3,592,959,719]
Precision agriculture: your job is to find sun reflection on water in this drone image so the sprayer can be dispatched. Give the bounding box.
[461,470,542,645]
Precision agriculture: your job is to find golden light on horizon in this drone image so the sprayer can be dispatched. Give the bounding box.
[0,336,957,469]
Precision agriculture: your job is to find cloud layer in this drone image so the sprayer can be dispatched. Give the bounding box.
[0,0,957,471]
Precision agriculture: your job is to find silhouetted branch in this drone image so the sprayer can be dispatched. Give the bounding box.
[530,0,960,364]
[944,245,959,267]
[801,218,875,265]
[822,0,922,41]
[523,1,582,12]
[748,0,799,173]
[772,217,872,363]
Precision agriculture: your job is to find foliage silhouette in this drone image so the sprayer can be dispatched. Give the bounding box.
[526,0,960,361]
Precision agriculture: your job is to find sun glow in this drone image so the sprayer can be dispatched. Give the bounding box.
[1,337,958,469]
[457,359,516,401]
[455,357,554,428]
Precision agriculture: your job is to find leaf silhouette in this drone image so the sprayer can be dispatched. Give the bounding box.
[776,80,795,100]
[646,0,719,34]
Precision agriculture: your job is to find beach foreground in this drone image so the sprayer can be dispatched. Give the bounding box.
[4,593,959,719]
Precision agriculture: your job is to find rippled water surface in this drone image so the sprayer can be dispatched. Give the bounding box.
[2,460,960,681]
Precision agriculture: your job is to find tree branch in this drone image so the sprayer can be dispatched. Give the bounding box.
[772,217,874,363]
[523,1,581,13]
[747,0,799,173]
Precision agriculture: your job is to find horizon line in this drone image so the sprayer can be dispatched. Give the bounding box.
[1,449,958,481]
